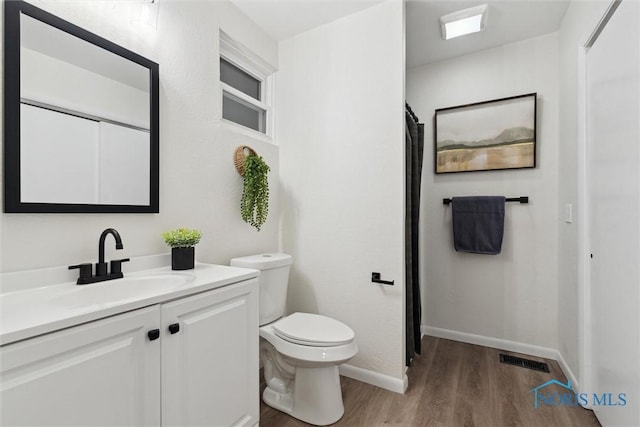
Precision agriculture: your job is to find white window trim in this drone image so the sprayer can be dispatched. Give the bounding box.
[219,30,276,141]
[221,82,269,112]
[220,117,272,143]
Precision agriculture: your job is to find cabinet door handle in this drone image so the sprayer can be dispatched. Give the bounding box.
[168,323,180,334]
[147,329,160,341]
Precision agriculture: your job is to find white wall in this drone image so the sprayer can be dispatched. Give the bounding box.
[0,0,280,274]
[407,33,560,351]
[556,0,613,384]
[277,0,406,384]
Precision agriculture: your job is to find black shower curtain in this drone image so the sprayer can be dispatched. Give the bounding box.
[405,104,424,366]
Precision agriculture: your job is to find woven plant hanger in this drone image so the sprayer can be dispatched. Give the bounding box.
[234,145,257,176]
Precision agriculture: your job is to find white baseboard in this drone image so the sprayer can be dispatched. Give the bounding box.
[339,363,408,394]
[421,325,580,390]
[555,349,580,392]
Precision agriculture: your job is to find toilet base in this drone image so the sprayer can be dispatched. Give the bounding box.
[263,365,345,426]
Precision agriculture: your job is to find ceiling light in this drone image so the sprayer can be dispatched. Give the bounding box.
[440,4,488,40]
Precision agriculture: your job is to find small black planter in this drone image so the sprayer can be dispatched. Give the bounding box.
[172,247,195,270]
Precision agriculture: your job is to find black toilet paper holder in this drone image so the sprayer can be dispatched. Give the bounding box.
[371,272,394,286]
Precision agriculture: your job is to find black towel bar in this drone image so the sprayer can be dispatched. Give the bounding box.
[443,196,529,205]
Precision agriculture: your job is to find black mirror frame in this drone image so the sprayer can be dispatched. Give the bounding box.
[3,0,159,213]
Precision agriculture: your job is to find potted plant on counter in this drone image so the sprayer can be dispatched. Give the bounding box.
[162,227,203,270]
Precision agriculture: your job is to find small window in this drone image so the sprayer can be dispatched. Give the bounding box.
[220,59,265,133]
[222,90,266,133]
[220,58,261,100]
[219,31,275,137]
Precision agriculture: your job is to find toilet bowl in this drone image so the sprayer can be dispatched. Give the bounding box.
[260,313,358,425]
[230,254,358,426]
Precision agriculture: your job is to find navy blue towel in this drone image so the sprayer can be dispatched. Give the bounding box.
[451,196,506,255]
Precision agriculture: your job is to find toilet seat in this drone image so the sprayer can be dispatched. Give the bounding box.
[260,323,358,367]
[273,313,355,347]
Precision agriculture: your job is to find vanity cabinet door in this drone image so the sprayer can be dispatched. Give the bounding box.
[0,306,161,427]
[161,279,259,427]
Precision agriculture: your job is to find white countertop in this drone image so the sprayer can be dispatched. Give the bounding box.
[0,262,259,346]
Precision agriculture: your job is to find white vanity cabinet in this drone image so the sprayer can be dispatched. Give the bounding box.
[0,277,258,427]
[161,278,259,427]
[0,305,161,426]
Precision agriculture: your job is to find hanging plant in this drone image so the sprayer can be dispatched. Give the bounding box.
[240,154,270,231]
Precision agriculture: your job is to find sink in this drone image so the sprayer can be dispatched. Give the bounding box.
[50,272,195,308]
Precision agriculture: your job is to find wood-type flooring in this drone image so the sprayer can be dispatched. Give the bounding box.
[259,336,601,427]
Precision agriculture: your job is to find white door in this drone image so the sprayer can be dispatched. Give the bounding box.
[161,280,259,427]
[0,306,161,426]
[587,0,640,425]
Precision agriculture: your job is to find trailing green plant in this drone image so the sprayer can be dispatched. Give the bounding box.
[162,227,203,248]
[241,154,270,231]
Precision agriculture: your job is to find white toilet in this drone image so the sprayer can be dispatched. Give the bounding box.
[230,253,358,426]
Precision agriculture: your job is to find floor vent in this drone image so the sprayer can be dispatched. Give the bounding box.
[499,354,550,373]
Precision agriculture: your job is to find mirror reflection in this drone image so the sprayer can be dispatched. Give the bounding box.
[20,13,150,206]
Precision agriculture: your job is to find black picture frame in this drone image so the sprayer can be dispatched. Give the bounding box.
[3,0,159,213]
[434,93,537,174]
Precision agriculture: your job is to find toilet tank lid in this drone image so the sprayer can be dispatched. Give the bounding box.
[230,253,292,270]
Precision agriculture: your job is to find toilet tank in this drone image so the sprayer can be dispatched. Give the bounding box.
[230,253,292,326]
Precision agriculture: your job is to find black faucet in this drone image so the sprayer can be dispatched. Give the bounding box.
[97,228,123,276]
[69,228,130,285]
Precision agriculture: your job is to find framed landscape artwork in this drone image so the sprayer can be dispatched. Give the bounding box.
[434,93,537,174]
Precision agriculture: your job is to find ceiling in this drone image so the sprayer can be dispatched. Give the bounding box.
[229,0,386,41]
[406,0,570,68]
[230,0,571,68]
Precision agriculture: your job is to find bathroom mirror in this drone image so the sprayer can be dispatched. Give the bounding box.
[3,0,159,213]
